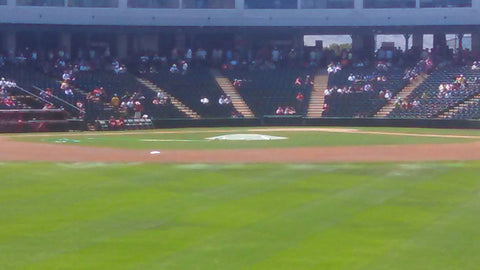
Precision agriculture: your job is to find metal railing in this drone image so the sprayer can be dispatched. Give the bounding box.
[31,85,83,115]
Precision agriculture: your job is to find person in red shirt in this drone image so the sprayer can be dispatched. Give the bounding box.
[116,118,125,130]
[134,101,142,119]
[109,117,117,130]
[296,92,305,114]
[296,92,304,102]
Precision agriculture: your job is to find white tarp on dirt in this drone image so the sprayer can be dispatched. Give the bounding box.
[206,134,287,141]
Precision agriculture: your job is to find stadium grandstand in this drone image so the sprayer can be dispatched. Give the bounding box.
[0,0,480,131]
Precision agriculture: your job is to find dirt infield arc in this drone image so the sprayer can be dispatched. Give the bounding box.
[2,135,480,163]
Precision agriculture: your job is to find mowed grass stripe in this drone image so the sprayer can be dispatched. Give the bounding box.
[364,165,480,270]
[0,165,234,268]
[249,166,475,269]
[2,165,317,269]
[124,170,408,269]
[23,171,372,270]
[1,163,479,269]
[0,165,186,239]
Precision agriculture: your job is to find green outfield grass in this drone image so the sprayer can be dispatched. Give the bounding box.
[1,162,480,269]
[9,126,480,150]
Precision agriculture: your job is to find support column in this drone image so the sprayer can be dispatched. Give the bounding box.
[404,33,411,51]
[3,31,16,59]
[116,33,128,59]
[234,33,246,51]
[351,33,375,59]
[433,33,446,49]
[175,30,186,51]
[351,34,363,52]
[365,34,375,57]
[412,33,423,50]
[133,35,141,54]
[139,34,159,53]
[293,33,304,50]
[235,0,244,9]
[457,33,464,51]
[118,0,127,8]
[59,33,72,57]
[471,32,480,54]
[354,0,362,9]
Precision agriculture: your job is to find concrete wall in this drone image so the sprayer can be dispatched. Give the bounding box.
[152,117,480,130]
[0,3,478,27]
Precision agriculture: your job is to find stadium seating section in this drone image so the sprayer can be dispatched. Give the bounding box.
[72,70,186,119]
[222,67,314,116]
[449,98,480,119]
[388,66,480,119]
[0,65,85,116]
[141,68,237,118]
[4,63,480,124]
[324,67,407,117]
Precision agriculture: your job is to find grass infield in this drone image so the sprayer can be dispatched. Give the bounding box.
[9,126,480,150]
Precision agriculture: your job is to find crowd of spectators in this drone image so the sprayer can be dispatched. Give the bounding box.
[6,32,480,122]
[0,77,23,109]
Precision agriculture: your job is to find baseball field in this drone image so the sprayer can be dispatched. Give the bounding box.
[2,126,480,269]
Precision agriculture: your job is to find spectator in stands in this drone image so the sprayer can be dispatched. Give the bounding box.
[233,79,242,89]
[116,118,125,129]
[324,88,333,96]
[296,92,305,114]
[284,106,296,115]
[275,106,284,115]
[109,116,117,130]
[231,111,244,118]
[112,59,121,75]
[157,91,165,100]
[412,99,420,107]
[62,70,71,81]
[42,103,54,110]
[200,96,210,105]
[133,101,143,119]
[379,90,385,99]
[296,92,304,103]
[218,95,229,105]
[64,87,74,103]
[185,48,193,63]
[212,48,223,66]
[111,94,120,113]
[472,61,480,71]
[272,47,280,63]
[169,64,179,75]
[195,48,207,64]
[224,95,232,105]
[305,75,313,86]
[384,90,393,100]
[182,61,189,75]
[294,77,302,86]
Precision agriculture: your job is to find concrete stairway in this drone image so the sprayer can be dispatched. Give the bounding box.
[209,69,255,118]
[438,92,480,119]
[307,70,329,118]
[135,77,200,119]
[374,73,428,118]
